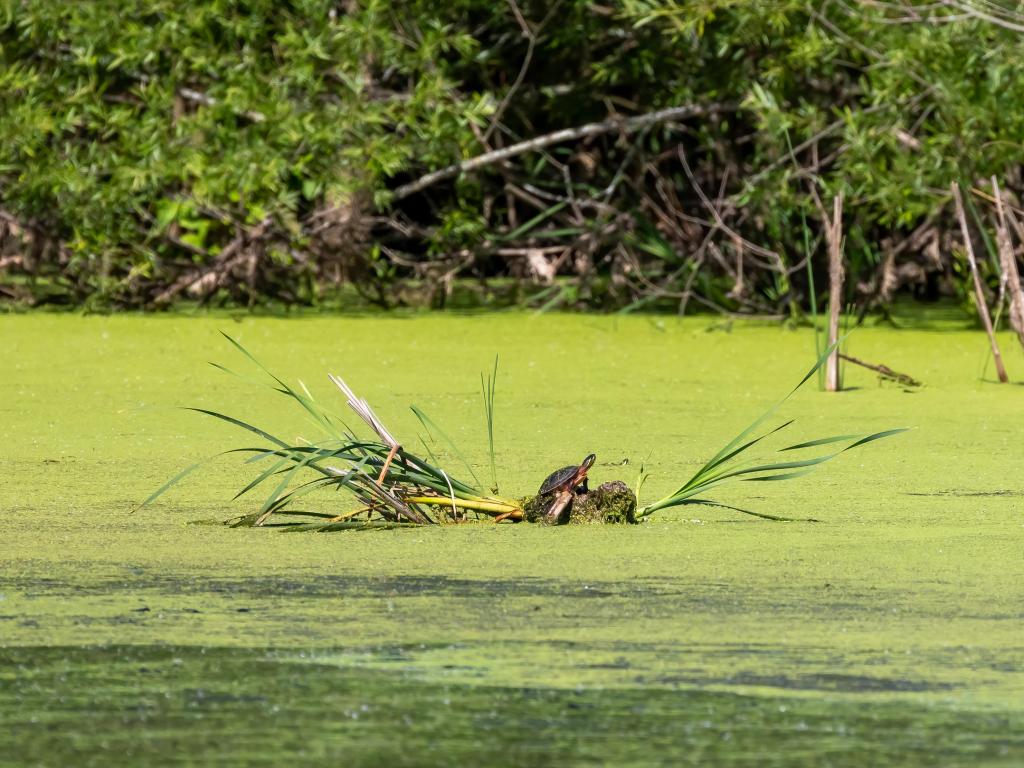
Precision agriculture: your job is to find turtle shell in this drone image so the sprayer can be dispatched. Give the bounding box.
[538,465,580,495]
[538,454,596,495]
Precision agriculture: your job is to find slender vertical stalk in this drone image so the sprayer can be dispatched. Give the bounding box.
[801,202,824,389]
[825,193,845,392]
[785,132,825,388]
[952,182,1009,383]
[481,355,500,493]
[992,177,1024,351]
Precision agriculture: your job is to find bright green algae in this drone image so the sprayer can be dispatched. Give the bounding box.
[1,312,1023,765]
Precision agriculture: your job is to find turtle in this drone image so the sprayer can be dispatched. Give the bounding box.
[536,453,596,524]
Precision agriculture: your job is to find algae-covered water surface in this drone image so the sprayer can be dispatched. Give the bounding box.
[1,313,1022,766]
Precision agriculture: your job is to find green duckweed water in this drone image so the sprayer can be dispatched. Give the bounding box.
[1,312,1023,766]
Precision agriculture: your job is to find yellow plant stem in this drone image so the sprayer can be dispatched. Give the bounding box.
[326,506,371,523]
[404,495,521,516]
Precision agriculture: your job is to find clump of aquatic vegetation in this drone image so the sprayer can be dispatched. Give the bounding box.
[143,335,906,530]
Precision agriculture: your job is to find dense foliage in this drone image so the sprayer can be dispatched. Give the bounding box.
[1,0,1023,312]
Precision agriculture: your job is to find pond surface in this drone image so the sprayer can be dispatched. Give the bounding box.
[1,312,1022,765]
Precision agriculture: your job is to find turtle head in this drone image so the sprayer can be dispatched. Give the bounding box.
[572,453,596,490]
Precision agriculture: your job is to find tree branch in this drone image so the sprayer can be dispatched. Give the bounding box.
[391,103,737,201]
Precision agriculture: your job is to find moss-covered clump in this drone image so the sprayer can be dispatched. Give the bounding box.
[520,494,551,524]
[520,481,637,525]
[569,481,637,524]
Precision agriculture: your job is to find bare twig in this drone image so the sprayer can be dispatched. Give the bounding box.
[810,7,934,91]
[178,87,266,123]
[151,217,272,306]
[952,181,1008,382]
[391,103,736,201]
[676,146,782,264]
[943,0,1024,32]
[482,0,564,143]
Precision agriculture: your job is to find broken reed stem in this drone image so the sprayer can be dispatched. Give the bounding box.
[992,177,1024,351]
[825,193,844,392]
[952,182,1009,383]
[376,443,400,486]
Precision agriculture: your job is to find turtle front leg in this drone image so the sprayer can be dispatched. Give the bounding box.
[545,488,573,524]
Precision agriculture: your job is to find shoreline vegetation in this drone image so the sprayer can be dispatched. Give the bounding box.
[143,335,905,530]
[1,3,1023,332]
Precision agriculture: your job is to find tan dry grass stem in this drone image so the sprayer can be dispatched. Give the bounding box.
[992,178,1024,351]
[825,193,845,392]
[952,181,1008,383]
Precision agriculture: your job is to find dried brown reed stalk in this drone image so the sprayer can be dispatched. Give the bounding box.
[992,177,1024,351]
[952,182,1008,382]
[824,193,844,392]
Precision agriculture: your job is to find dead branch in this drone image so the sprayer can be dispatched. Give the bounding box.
[391,103,736,201]
[151,218,272,306]
[816,192,845,391]
[676,146,782,264]
[482,0,564,144]
[952,181,1009,382]
[178,87,266,123]
[992,177,1024,350]
[943,0,1024,33]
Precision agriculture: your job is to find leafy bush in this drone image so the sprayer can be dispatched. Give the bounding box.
[1,0,1022,311]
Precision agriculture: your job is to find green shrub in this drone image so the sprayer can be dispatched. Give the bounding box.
[1,1,1021,310]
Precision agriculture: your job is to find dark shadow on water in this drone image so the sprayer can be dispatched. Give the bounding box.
[904,490,1024,497]
[1,573,646,600]
[1,645,1021,767]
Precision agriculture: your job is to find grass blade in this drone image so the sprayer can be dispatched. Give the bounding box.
[410,405,483,489]
[137,456,211,509]
[683,342,838,491]
[481,355,499,493]
[779,434,860,451]
[220,332,345,440]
